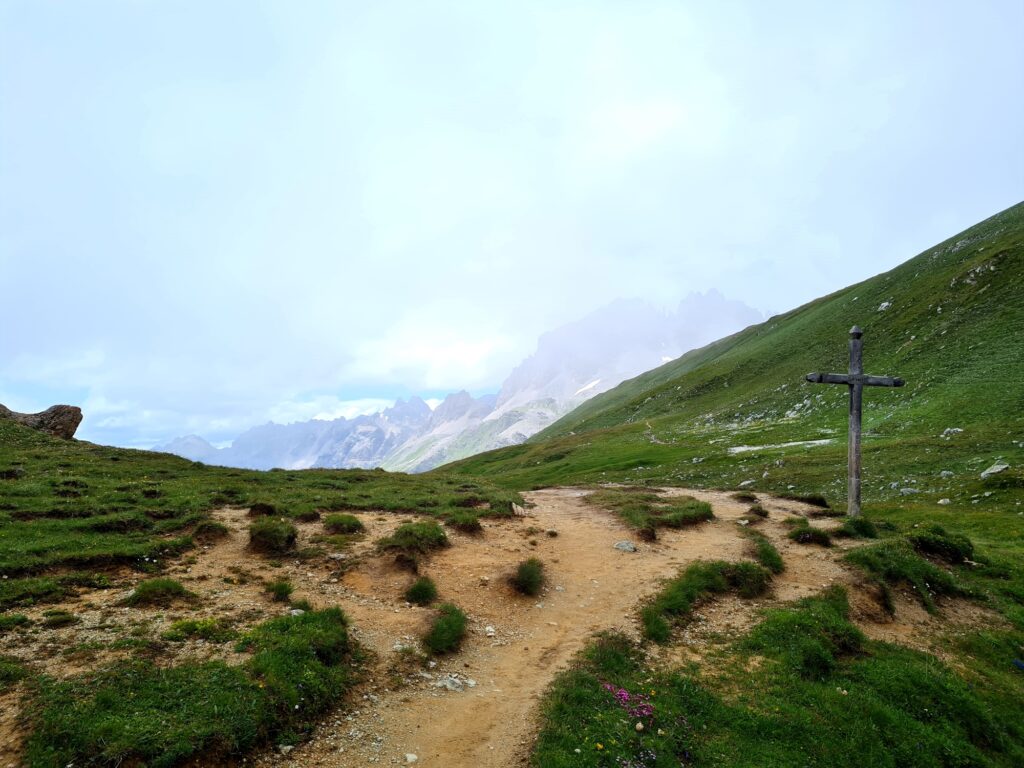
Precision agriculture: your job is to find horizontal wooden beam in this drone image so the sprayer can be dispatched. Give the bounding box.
[806,372,905,387]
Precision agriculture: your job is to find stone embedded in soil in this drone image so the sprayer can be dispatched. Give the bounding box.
[613,540,637,552]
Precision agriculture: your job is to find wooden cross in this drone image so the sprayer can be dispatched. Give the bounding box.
[805,326,905,517]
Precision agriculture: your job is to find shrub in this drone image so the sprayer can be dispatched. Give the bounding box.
[324,513,365,534]
[846,540,962,612]
[162,618,237,643]
[266,580,294,602]
[445,510,483,534]
[124,578,194,607]
[405,576,438,606]
[192,519,229,542]
[835,516,879,539]
[511,558,545,596]
[908,525,974,563]
[41,609,78,629]
[377,521,448,555]
[423,603,468,654]
[249,518,298,554]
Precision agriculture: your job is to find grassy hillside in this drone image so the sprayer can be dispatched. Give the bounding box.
[443,202,1024,513]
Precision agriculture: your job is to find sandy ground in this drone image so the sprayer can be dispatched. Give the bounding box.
[0,487,1003,767]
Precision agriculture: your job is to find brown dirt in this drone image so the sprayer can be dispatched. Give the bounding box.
[0,487,1003,768]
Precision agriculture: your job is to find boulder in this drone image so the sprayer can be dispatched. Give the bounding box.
[0,403,82,439]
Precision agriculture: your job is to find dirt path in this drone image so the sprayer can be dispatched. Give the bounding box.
[256,487,984,768]
[1,487,1000,768]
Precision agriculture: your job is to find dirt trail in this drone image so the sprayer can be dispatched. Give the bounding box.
[1,487,1000,768]
[259,487,989,768]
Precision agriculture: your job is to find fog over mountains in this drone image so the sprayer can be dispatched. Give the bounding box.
[157,293,762,472]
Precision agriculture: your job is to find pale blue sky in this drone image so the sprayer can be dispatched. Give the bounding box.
[1,1,1022,448]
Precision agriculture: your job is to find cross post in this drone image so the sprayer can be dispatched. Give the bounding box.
[805,326,905,517]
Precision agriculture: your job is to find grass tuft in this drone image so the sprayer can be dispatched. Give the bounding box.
[123,577,194,607]
[908,524,974,563]
[265,580,294,602]
[377,521,448,555]
[845,540,963,612]
[445,510,483,534]
[510,558,545,596]
[405,576,438,606]
[249,518,298,555]
[323,513,364,534]
[422,603,468,654]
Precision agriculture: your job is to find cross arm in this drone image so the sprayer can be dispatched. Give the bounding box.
[805,372,850,385]
[806,372,905,387]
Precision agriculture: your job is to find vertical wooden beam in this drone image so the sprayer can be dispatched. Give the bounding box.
[847,326,863,517]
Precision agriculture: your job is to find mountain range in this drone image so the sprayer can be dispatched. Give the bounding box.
[157,291,762,471]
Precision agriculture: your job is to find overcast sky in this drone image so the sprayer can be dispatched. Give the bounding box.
[1,1,1022,448]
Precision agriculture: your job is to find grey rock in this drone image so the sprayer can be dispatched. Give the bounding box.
[0,403,82,439]
[899,487,920,495]
[613,540,637,552]
[939,470,954,478]
[980,462,1010,479]
[937,498,952,505]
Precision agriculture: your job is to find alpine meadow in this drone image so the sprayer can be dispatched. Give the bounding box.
[3,4,1024,767]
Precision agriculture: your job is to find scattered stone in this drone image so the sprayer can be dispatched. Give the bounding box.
[899,488,920,495]
[939,470,954,478]
[613,541,637,553]
[405,755,418,764]
[433,674,466,692]
[739,480,756,488]
[289,609,305,616]
[546,529,558,537]
[278,745,294,755]
[327,553,347,561]
[635,722,644,732]
[980,462,1010,479]
[937,498,952,506]
[941,427,963,439]
[484,625,496,637]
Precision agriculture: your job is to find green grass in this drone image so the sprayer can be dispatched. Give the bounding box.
[323,513,365,534]
[0,653,26,691]
[585,488,713,540]
[746,531,785,574]
[532,588,1024,768]
[0,612,30,632]
[248,518,298,554]
[265,579,294,602]
[405,576,438,606]
[23,608,357,768]
[510,558,545,596]
[444,509,484,533]
[641,560,772,642]
[40,609,78,628]
[161,617,237,643]
[845,539,964,612]
[908,523,975,563]
[123,577,194,607]
[786,518,833,547]
[834,516,879,539]
[377,520,448,555]
[422,603,468,654]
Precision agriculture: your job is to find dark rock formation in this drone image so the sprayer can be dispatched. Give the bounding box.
[0,403,83,439]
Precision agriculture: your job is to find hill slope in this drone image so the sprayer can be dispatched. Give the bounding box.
[443,202,1024,507]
